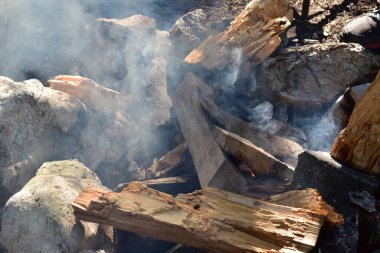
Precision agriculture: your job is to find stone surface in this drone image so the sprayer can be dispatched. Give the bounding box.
[0,160,112,253]
[331,70,380,175]
[82,15,171,91]
[169,9,209,58]
[290,151,380,211]
[256,43,380,107]
[0,76,132,203]
[289,151,380,253]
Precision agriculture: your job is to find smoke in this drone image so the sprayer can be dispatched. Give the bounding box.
[0,0,195,82]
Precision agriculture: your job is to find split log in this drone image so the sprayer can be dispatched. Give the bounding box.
[331,70,380,175]
[49,75,133,116]
[73,182,327,253]
[184,0,292,70]
[212,126,292,179]
[149,143,188,178]
[266,188,344,228]
[201,98,304,167]
[114,176,189,192]
[174,73,246,192]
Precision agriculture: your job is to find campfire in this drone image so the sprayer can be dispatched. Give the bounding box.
[0,0,379,253]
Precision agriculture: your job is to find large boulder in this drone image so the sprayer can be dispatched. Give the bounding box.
[169,9,209,58]
[0,76,131,202]
[256,43,380,107]
[81,15,171,91]
[0,160,112,253]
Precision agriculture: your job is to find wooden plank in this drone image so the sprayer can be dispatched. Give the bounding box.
[73,182,326,253]
[174,73,246,192]
[212,126,293,180]
[201,98,304,167]
[149,143,188,178]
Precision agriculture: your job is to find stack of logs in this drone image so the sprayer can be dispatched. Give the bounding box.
[47,0,380,252]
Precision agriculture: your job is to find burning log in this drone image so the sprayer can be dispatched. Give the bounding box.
[73,182,328,253]
[174,73,246,192]
[49,75,133,116]
[212,126,292,180]
[331,70,380,175]
[184,0,292,70]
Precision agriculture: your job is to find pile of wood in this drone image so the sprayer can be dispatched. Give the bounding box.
[47,0,380,251]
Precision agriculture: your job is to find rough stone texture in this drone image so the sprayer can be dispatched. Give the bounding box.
[82,15,171,91]
[331,70,380,175]
[0,76,131,203]
[169,9,209,58]
[290,151,380,212]
[0,160,112,253]
[256,43,380,106]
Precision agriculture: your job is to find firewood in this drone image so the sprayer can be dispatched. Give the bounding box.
[266,188,344,228]
[73,182,327,253]
[148,143,188,178]
[174,73,246,192]
[49,75,134,116]
[201,98,304,167]
[331,70,380,175]
[212,126,292,180]
[114,176,189,192]
[184,0,292,70]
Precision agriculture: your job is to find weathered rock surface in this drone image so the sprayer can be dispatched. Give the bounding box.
[0,77,131,202]
[290,151,380,252]
[0,160,112,253]
[256,43,380,106]
[169,9,209,58]
[331,70,380,175]
[82,15,171,90]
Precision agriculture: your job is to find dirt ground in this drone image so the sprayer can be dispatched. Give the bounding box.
[201,0,378,42]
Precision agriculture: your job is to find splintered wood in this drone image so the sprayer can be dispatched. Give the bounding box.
[212,126,292,179]
[184,0,293,70]
[73,182,327,253]
[331,70,380,175]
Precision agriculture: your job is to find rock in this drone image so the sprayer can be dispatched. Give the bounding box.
[0,160,113,253]
[256,43,380,107]
[144,58,173,127]
[331,70,380,175]
[290,151,380,212]
[0,76,132,202]
[82,15,171,91]
[169,9,209,58]
[289,151,380,252]
[349,83,372,103]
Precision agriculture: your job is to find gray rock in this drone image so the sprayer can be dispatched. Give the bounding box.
[82,15,171,91]
[169,9,208,58]
[0,160,112,253]
[256,43,380,107]
[0,77,131,202]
